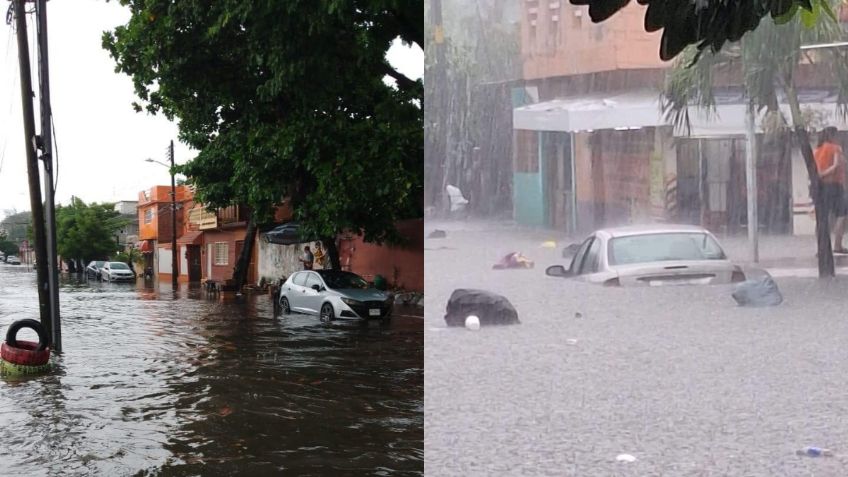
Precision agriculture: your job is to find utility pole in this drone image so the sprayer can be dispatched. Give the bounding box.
[170,140,178,291]
[745,102,759,263]
[36,0,61,352]
[12,0,52,338]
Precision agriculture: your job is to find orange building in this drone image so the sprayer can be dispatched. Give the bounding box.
[137,185,194,282]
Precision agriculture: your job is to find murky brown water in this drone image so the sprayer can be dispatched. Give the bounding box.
[0,265,423,476]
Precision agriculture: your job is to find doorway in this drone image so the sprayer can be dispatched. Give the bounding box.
[187,245,202,282]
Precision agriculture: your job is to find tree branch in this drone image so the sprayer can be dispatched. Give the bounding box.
[383,63,417,92]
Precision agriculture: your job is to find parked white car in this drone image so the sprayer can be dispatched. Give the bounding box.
[6,256,21,265]
[546,224,746,286]
[278,270,393,321]
[101,262,136,282]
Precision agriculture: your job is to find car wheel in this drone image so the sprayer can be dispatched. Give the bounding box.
[280,297,291,315]
[320,303,334,322]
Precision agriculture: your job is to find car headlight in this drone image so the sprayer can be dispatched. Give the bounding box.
[341,297,362,307]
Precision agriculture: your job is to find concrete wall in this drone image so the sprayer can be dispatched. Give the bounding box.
[338,219,424,292]
[257,239,302,284]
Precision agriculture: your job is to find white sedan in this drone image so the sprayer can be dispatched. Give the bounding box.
[100,261,136,282]
[546,224,745,286]
[278,270,393,322]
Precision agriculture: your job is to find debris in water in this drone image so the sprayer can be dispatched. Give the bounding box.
[541,241,557,248]
[574,312,583,319]
[444,289,520,327]
[492,252,535,269]
[566,339,578,345]
[796,446,834,457]
[465,315,481,331]
[428,229,447,239]
[616,454,637,463]
[732,275,783,307]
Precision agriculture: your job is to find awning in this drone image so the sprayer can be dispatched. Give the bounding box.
[513,89,848,137]
[138,240,153,253]
[177,230,203,245]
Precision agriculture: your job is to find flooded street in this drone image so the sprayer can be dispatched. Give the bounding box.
[0,265,423,476]
[425,221,848,476]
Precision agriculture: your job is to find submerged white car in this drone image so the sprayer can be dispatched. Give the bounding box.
[101,261,136,282]
[279,270,393,321]
[546,224,745,286]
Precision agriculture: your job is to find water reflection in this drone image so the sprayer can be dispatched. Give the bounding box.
[0,265,423,475]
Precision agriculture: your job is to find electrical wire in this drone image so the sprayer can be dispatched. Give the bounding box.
[51,113,58,191]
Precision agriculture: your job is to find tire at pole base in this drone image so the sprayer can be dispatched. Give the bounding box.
[0,358,51,376]
[1,340,51,366]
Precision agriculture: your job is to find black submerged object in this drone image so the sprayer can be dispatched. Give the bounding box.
[732,275,783,307]
[444,289,520,327]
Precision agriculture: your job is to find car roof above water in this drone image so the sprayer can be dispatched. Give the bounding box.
[595,224,711,239]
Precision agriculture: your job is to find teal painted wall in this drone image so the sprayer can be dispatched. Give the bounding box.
[514,172,544,226]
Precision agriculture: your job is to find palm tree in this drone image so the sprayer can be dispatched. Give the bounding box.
[662,3,848,277]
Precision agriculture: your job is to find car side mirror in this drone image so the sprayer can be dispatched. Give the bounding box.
[311,284,322,292]
[546,265,572,277]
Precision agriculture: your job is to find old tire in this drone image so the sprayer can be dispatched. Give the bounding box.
[280,297,291,314]
[6,318,49,351]
[320,303,334,322]
[1,340,50,366]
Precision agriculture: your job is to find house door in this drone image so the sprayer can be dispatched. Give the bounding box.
[187,245,202,282]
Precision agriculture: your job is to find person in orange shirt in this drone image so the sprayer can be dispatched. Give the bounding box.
[814,126,847,253]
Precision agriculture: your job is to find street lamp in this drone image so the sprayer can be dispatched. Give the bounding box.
[145,140,178,291]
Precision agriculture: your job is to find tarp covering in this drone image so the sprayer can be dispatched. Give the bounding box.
[444,289,520,327]
[177,230,203,245]
[138,240,153,253]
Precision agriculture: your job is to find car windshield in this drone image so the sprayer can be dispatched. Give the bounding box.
[608,233,726,266]
[319,271,369,289]
[110,262,130,270]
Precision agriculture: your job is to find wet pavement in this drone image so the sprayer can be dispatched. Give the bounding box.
[0,264,423,476]
[425,220,848,476]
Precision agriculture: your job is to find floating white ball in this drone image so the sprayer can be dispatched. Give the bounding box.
[465,315,481,331]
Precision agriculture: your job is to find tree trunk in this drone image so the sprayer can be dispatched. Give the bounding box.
[323,235,341,270]
[785,83,834,277]
[232,214,258,292]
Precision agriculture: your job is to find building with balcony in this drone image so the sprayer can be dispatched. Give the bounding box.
[513,1,848,236]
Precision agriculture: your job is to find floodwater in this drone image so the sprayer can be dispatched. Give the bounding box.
[425,221,848,476]
[0,265,423,476]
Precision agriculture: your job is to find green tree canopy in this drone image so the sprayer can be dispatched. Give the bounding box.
[570,0,837,60]
[0,211,32,244]
[56,199,127,267]
[103,0,423,250]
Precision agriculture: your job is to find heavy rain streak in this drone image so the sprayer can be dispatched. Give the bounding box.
[425,0,848,474]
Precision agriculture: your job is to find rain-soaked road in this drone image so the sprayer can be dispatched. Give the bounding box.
[0,265,422,476]
[425,220,848,476]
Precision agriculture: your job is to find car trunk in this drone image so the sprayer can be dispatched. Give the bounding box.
[612,260,737,286]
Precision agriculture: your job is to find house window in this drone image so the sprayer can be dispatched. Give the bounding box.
[144,208,153,224]
[214,242,228,266]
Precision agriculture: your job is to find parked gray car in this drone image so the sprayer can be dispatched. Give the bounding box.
[546,224,745,286]
[278,270,393,321]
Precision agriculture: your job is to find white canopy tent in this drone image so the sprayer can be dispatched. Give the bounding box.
[513,89,848,262]
[512,90,848,136]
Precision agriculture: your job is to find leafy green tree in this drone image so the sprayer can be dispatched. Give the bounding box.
[570,0,836,60]
[0,240,18,261]
[662,1,848,277]
[103,0,422,290]
[0,211,32,245]
[55,198,127,272]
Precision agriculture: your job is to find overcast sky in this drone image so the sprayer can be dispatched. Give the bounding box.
[0,1,423,219]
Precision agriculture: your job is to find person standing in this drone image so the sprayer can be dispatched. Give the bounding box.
[814,126,847,253]
[312,242,328,270]
[299,245,314,270]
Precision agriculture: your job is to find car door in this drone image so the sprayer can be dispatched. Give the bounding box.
[302,272,325,315]
[287,272,309,312]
